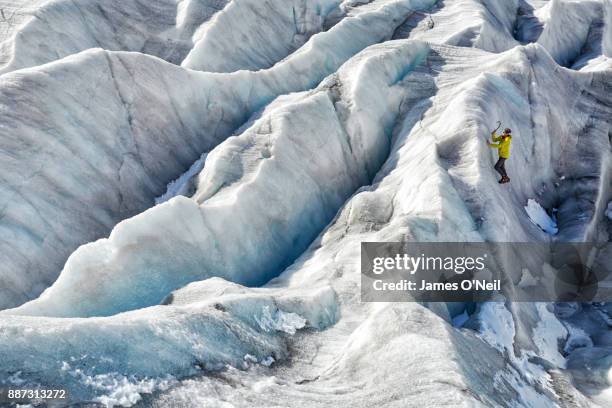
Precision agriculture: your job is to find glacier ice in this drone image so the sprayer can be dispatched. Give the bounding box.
[0,281,338,404]
[536,0,603,67]
[0,0,436,309]
[0,0,229,74]
[14,35,426,316]
[0,0,611,407]
[181,0,341,72]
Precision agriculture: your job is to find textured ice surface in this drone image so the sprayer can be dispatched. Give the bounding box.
[0,0,230,73]
[536,0,603,67]
[0,0,437,309]
[0,281,339,405]
[181,0,341,72]
[8,41,433,317]
[0,0,611,407]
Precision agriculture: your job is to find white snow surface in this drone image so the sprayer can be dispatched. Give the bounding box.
[0,0,611,407]
[525,198,559,235]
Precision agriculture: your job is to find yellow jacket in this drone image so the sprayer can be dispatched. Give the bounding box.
[488,132,511,159]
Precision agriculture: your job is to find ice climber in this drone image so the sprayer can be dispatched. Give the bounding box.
[487,124,512,184]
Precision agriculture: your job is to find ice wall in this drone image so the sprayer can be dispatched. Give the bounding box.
[537,0,603,67]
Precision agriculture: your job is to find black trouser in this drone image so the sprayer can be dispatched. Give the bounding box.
[494,158,507,178]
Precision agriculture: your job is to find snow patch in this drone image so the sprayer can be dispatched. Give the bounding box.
[242,353,276,368]
[476,303,563,407]
[525,199,558,235]
[476,302,516,353]
[63,362,177,408]
[255,306,307,335]
[533,303,567,368]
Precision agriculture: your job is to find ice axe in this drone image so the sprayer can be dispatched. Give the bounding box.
[485,121,501,140]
